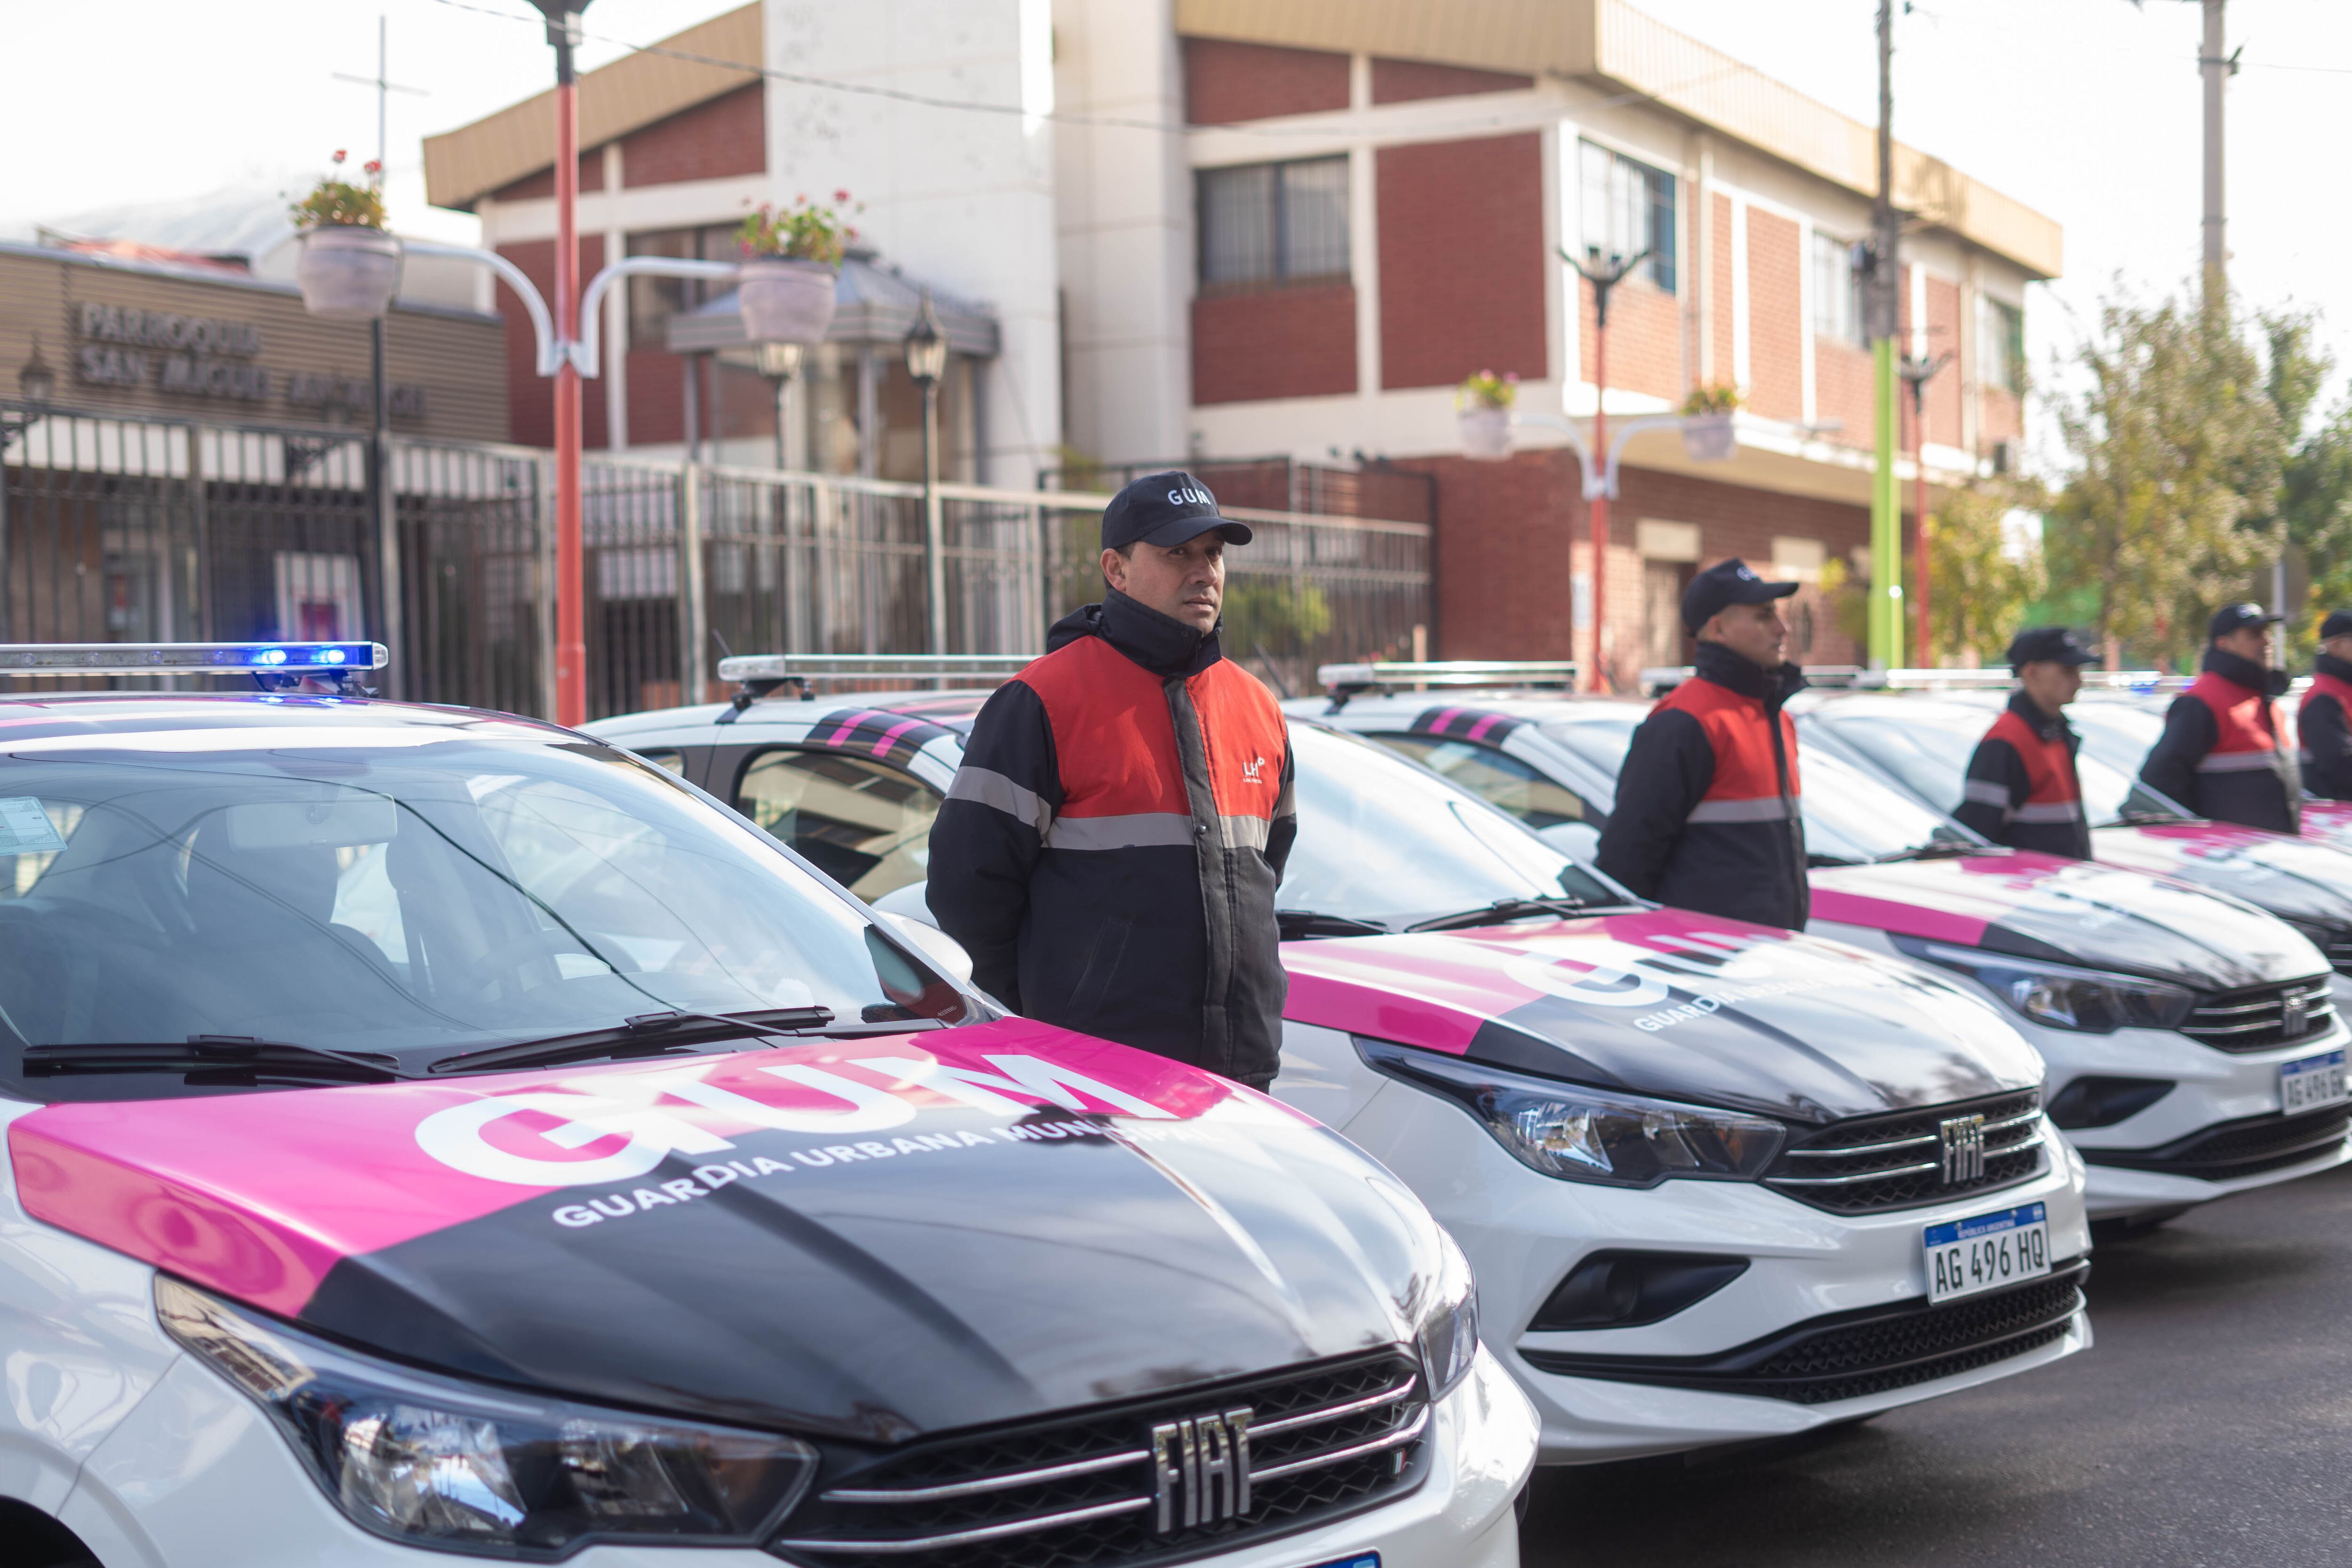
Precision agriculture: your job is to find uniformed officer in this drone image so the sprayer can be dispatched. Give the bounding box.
[2299,609,2352,800]
[1952,627,2099,858]
[2137,603,2299,832]
[1596,558,1808,928]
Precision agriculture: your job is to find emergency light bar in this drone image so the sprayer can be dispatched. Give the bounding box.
[1317,661,1579,695]
[716,654,1036,685]
[0,642,388,677]
[1883,669,2162,690]
[1640,664,1865,693]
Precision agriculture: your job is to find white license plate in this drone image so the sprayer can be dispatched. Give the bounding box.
[2281,1049,2349,1114]
[1923,1202,2051,1305]
[1303,1558,1377,1568]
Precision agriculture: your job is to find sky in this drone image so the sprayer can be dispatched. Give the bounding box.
[4,0,2352,473]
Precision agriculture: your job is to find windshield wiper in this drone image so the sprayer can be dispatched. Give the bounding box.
[427,1007,837,1076]
[1405,895,1615,933]
[1277,909,1395,940]
[1873,841,2004,863]
[20,1035,412,1084]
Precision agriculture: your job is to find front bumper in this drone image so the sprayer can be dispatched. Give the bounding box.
[1812,923,2352,1220]
[55,1332,1537,1568]
[1337,1075,2090,1466]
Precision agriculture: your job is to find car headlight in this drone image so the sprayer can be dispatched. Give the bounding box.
[1892,938,2194,1034]
[1415,1228,1480,1402]
[156,1277,816,1558]
[1358,1038,1784,1187]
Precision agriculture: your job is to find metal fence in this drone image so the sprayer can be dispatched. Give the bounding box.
[0,403,1434,718]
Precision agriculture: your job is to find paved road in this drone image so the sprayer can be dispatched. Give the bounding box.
[1518,1160,2352,1568]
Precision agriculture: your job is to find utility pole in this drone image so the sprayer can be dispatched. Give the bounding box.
[1565,245,1646,692]
[2200,0,2232,289]
[1868,0,1903,669]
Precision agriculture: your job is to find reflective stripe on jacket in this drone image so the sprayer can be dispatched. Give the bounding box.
[2138,647,2299,833]
[927,591,1295,1080]
[1953,691,2091,859]
[2300,656,2352,801]
[1594,642,1809,929]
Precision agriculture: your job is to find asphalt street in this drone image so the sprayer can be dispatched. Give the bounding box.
[1518,1160,2352,1568]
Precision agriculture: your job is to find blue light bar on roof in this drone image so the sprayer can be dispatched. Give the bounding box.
[0,643,389,676]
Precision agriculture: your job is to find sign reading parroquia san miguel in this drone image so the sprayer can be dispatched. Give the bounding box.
[73,302,429,421]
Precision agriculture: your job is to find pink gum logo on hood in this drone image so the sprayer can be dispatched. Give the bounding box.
[8,1022,1255,1317]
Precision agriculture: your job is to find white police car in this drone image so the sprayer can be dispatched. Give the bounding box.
[0,643,1534,1568]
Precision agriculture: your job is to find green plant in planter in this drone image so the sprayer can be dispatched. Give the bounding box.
[290,150,387,230]
[1457,369,1518,411]
[1680,383,1743,416]
[737,190,863,264]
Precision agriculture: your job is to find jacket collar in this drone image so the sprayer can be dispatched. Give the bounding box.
[1693,640,1808,708]
[2202,644,2291,698]
[1047,589,1225,677]
[2316,652,2352,686]
[2008,686,2073,740]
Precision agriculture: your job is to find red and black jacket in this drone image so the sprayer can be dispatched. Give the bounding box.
[1954,690,2092,859]
[2300,652,2352,801]
[2139,646,2299,833]
[1595,642,1810,929]
[927,592,1296,1081]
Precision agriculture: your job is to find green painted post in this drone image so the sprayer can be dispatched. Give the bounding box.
[1872,335,1900,667]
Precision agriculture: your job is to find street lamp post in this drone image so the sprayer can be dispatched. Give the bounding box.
[527,0,590,724]
[755,342,803,471]
[903,292,948,655]
[0,341,58,645]
[1564,246,1647,691]
[1898,351,1952,663]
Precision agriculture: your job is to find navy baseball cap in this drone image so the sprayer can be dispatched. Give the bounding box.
[1100,471,1253,551]
[2005,626,2099,671]
[2320,609,2352,641]
[1682,557,1799,635]
[2210,602,2283,638]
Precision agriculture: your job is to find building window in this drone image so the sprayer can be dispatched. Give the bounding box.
[1577,141,1676,294]
[1981,297,2024,393]
[626,224,740,350]
[1197,156,1351,290]
[1812,232,1866,347]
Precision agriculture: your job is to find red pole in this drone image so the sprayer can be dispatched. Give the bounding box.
[551,31,586,726]
[1911,381,1930,667]
[1590,309,1609,693]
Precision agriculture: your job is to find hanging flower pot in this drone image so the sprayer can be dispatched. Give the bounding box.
[1681,411,1737,462]
[1459,407,1512,462]
[295,224,403,320]
[737,256,839,346]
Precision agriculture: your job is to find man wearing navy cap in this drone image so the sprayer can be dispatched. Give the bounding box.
[1597,558,1810,928]
[1952,627,2100,858]
[2298,611,2352,800]
[2137,603,2299,832]
[929,471,1297,1088]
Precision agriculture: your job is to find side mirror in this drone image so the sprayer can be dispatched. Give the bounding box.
[873,883,973,985]
[1538,820,1603,862]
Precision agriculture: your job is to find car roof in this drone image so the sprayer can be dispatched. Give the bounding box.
[1287,691,1654,724]
[0,690,573,743]
[588,687,997,741]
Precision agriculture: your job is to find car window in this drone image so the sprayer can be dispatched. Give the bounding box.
[738,748,939,899]
[0,731,972,1098]
[1811,705,2153,827]
[1373,734,1589,828]
[636,748,688,776]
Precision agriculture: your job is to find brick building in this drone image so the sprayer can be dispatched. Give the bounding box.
[428,0,2058,678]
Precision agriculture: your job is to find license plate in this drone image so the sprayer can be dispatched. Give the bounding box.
[1923,1202,2051,1305]
[2281,1049,2349,1114]
[1303,1558,1377,1568]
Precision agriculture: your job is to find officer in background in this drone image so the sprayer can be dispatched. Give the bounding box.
[2299,609,2352,800]
[928,472,1296,1090]
[1597,558,1809,928]
[1952,627,2099,858]
[2137,603,2299,832]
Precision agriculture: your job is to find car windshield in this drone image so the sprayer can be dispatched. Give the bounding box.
[1807,701,2152,826]
[0,720,970,1097]
[1281,724,1623,925]
[1537,710,1976,862]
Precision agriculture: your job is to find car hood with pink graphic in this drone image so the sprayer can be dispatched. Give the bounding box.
[7,1020,1440,1441]
[2087,821,2352,934]
[1281,908,2043,1124]
[1806,851,2325,991]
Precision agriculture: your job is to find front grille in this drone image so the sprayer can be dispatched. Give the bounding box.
[771,1349,1428,1568]
[2180,979,2336,1052]
[1522,1261,2087,1406]
[1762,1089,2044,1213]
[2083,1104,2352,1181]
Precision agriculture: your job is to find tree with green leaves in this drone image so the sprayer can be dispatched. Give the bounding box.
[2249,311,2352,663]
[1923,480,2048,666]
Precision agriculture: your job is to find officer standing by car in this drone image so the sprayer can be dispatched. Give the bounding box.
[2137,603,2299,832]
[1952,627,2100,858]
[2300,609,2352,800]
[1596,558,1809,927]
[928,472,1296,1090]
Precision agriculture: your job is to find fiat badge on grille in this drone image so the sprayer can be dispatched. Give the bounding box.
[1150,1407,1253,1532]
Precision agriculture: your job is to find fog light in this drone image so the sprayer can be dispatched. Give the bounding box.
[1531,1251,1748,1331]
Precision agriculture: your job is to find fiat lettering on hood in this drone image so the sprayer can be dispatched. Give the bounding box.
[0,650,1534,1568]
